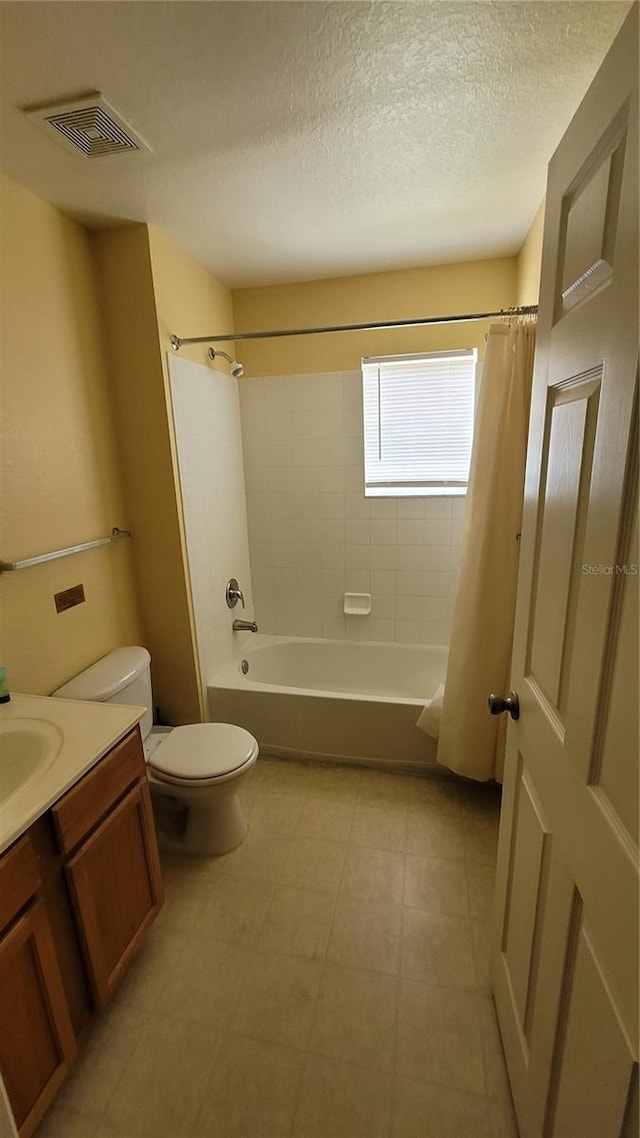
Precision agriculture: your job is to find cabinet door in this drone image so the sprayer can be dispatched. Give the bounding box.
[52,727,146,856]
[65,779,164,1008]
[0,899,76,1137]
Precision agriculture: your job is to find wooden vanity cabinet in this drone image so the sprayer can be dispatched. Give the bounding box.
[0,726,164,1136]
[0,838,76,1136]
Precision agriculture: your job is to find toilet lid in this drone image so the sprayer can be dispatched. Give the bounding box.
[149,723,258,781]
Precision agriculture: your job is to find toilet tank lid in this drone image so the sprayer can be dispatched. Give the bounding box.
[53,647,151,702]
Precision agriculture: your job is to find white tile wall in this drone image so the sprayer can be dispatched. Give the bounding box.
[169,355,254,691]
[239,371,464,645]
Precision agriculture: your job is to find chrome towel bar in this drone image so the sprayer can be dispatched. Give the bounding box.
[0,527,131,574]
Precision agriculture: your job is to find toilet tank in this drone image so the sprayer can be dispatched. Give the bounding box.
[53,647,154,740]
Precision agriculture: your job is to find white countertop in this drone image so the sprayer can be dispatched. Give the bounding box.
[0,693,145,855]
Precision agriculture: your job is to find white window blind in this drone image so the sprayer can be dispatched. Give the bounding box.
[362,349,477,497]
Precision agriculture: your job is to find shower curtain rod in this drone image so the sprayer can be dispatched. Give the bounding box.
[169,305,538,350]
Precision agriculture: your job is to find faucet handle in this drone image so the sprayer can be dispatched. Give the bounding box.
[225,578,245,609]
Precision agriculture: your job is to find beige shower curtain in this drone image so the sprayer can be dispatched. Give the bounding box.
[417,320,536,782]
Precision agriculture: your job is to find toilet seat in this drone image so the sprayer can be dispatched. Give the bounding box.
[148,723,258,787]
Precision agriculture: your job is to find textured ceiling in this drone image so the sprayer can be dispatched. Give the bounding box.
[0,1,629,287]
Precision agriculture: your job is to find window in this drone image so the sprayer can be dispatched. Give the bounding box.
[362,349,477,497]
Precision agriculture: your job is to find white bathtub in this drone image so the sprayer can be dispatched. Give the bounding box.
[208,635,446,772]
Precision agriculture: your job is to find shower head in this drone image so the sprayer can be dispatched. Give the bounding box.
[208,347,244,378]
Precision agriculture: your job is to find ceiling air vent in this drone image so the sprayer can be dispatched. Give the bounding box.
[23,93,151,158]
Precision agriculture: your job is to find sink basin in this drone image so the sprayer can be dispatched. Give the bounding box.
[0,718,63,803]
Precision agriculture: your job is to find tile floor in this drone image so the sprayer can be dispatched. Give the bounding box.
[38,759,518,1138]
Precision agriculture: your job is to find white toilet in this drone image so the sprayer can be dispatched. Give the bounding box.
[53,646,258,856]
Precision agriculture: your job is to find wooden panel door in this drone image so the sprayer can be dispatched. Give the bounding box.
[0,900,76,1137]
[65,779,164,1008]
[491,9,638,1138]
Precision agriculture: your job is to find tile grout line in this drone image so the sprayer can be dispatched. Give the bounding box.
[184,811,284,1138]
[248,765,361,1137]
[285,778,354,1138]
[389,814,409,1138]
[186,764,305,1138]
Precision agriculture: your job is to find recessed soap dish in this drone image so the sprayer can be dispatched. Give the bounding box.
[344,592,372,615]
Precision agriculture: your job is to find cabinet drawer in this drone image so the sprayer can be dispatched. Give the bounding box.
[51,728,146,856]
[0,835,41,933]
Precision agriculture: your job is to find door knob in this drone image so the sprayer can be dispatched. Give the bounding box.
[488,691,520,720]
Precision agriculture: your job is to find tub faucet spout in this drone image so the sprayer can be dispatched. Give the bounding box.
[233,619,258,632]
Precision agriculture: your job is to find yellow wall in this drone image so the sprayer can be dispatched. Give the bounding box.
[232,255,518,376]
[90,225,198,723]
[516,200,546,306]
[148,228,235,371]
[91,224,235,724]
[0,174,142,694]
